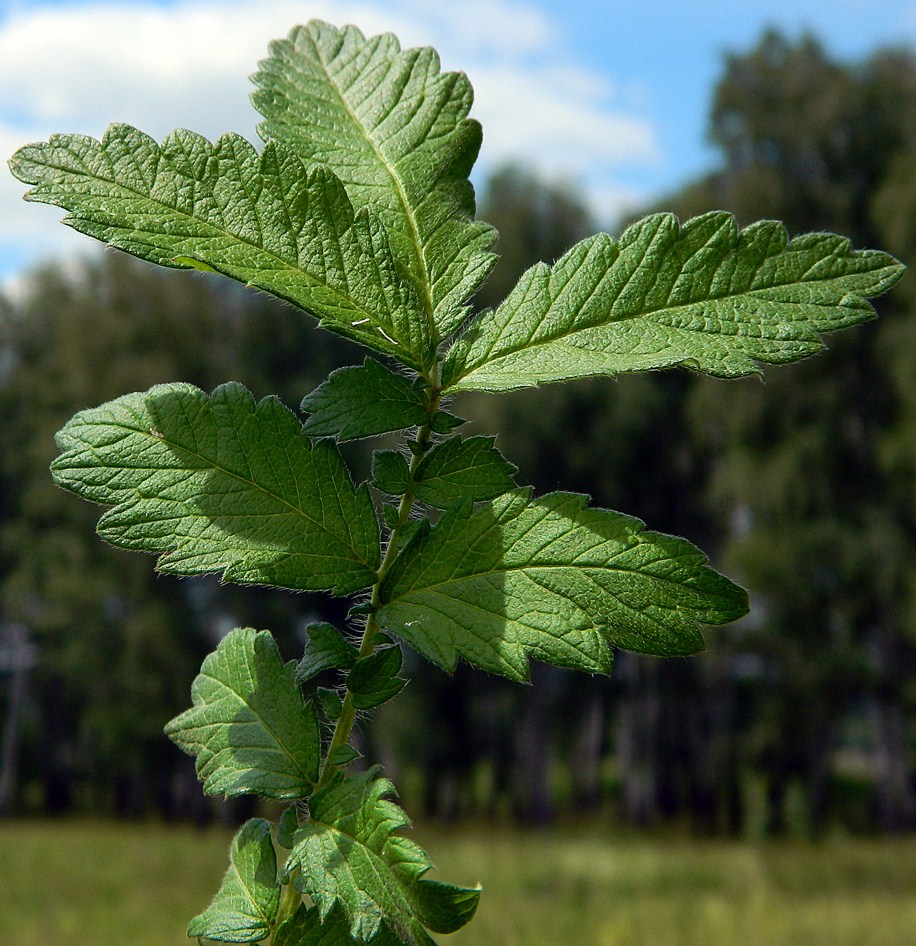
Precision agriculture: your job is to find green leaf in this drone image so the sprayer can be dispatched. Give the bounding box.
[376,490,748,681]
[278,805,301,849]
[302,360,430,441]
[274,905,405,946]
[298,623,359,683]
[442,212,905,392]
[382,510,428,550]
[428,411,466,434]
[408,880,481,935]
[317,688,344,721]
[348,603,377,618]
[252,20,497,341]
[373,452,410,496]
[187,818,280,943]
[348,647,407,710]
[165,629,320,798]
[382,505,402,531]
[412,436,518,509]
[51,382,379,595]
[328,745,362,766]
[382,506,429,549]
[396,520,428,549]
[286,770,479,945]
[9,127,431,368]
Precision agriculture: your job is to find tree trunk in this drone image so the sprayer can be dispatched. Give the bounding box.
[872,699,916,831]
[512,664,556,823]
[616,653,660,826]
[0,624,36,815]
[0,662,28,813]
[570,678,606,810]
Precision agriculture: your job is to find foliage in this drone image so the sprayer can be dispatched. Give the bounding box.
[9,18,903,945]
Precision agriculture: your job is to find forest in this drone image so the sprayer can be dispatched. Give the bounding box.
[1,29,915,838]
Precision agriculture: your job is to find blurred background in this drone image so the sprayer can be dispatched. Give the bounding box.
[2,1,916,944]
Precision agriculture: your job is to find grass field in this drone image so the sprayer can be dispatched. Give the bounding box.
[2,819,916,945]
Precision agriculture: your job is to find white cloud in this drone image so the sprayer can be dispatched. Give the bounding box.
[472,64,659,175]
[397,0,554,58]
[0,120,95,285]
[0,0,661,280]
[0,1,343,137]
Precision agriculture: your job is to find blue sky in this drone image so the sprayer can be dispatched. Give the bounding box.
[1,0,915,288]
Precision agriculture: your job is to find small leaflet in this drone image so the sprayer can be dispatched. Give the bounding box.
[277,805,301,849]
[317,688,344,721]
[429,411,466,434]
[347,647,407,709]
[165,628,321,798]
[327,745,362,766]
[297,622,359,683]
[187,818,280,943]
[302,359,430,441]
[413,436,518,509]
[372,451,411,496]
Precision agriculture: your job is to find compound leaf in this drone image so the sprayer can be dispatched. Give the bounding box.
[187,818,280,943]
[412,436,517,508]
[377,490,748,681]
[51,382,379,595]
[165,628,321,798]
[9,126,431,367]
[443,212,905,392]
[302,359,430,441]
[286,770,479,944]
[253,20,497,341]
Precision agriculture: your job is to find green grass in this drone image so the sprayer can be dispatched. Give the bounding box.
[3,819,916,945]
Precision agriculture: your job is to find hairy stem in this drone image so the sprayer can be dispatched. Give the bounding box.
[318,372,442,786]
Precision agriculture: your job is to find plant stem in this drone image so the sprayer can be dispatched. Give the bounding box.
[317,373,442,786]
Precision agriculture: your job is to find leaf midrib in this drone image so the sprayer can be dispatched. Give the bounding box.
[387,558,733,611]
[309,40,438,348]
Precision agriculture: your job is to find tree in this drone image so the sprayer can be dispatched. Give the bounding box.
[677,32,916,832]
[0,253,364,815]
